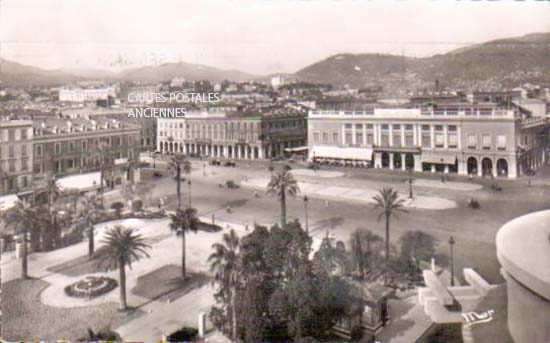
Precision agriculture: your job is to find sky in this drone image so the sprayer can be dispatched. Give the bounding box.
[1,0,549,75]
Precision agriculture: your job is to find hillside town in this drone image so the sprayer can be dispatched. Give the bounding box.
[2,68,550,342]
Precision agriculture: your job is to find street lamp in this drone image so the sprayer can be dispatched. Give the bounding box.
[407,168,414,199]
[303,195,309,234]
[187,180,192,208]
[449,236,455,286]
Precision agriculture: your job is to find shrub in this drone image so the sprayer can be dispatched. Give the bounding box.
[350,326,363,341]
[78,327,121,342]
[166,327,198,342]
[131,199,144,212]
[226,180,239,189]
[467,198,481,209]
[111,202,124,217]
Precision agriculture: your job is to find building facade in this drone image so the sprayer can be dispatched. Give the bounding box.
[32,118,141,186]
[157,109,307,159]
[308,104,550,178]
[0,120,34,195]
[59,87,116,102]
[64,107,157,152]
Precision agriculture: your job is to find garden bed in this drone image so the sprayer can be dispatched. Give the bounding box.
[65,276,117,298]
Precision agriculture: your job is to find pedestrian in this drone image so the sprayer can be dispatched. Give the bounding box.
[325,200,330,208]
[245,221,249,231]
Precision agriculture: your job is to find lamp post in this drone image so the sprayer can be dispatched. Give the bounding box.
[449,236,455,286]
[303,195,309,234]
[187,180,192,208]
[408,168,414,199]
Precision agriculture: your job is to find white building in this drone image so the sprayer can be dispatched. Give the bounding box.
[308,104,550,179]
[59,87,117,102]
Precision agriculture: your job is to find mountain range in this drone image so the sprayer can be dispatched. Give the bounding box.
[1,32,549,90]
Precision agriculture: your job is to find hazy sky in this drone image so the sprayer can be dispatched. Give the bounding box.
[1,0,549,75]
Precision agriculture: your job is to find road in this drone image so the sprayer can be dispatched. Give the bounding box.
[139,158,550,284]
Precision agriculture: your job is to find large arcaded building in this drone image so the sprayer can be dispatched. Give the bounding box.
[307,103,549,178]
[156,108,307,160]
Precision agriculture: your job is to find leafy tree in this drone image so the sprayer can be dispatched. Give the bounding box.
[349,229,383,279]
[78,194,103,258]
[97,225,151,310]
[208,229,240,341]
[169,207,199,279]
[1,200,40,278]
[169,153,191,209]
[399,230,438,273]
[372,187,407,284]
[266,169,300,227]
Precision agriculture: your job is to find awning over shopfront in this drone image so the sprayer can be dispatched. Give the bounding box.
[0,194,19,213]
[421,152,457,165]
[312,146,373,161]
[57,172,101,192]
[284,146,309,153]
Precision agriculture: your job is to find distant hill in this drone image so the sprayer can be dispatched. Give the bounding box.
[295,32,550,91]
[0,60,256,86]
[1,32,549,90]
[0,59,82,86]
[118,61,256,83]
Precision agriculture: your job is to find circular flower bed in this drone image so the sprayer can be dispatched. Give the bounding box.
[65,276,117,298]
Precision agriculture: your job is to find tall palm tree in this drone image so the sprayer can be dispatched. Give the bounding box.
[44,173,62,213]
[169,207,200,279]
[266,168,300,227]
[94,141,111,207]
[2,200,40,279]
[79,194,103,258]
[97,225,151,311]
[372,187,407,283]
[208,229,240,341]
[169,153,191,209]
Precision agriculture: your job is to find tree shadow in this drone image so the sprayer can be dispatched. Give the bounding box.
[311,216,345,233]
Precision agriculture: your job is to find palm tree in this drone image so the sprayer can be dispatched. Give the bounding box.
[372,187,407,283]
[266,168,300,227]
[169,153,191,209]
[2,200,40,279]
[94,141,112,207]
[169,207,200,279]
[44,173,62,213]
[208,229,240,341]
[79,194,103,258]
[97,225,151,311]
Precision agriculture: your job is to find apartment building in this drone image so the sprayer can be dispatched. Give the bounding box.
[308,104,550,178]
[0,119,34,195]
[157,108,307,159]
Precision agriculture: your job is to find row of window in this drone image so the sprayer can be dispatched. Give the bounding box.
[33,135,135,157]
[0,158,31,173]
[158,130,259,141]
[0,143,30,160]
[0,127,31,142]
[312,129,507,150]
[0,175,30,192]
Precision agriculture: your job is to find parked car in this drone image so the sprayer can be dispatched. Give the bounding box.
[153,171,163,177]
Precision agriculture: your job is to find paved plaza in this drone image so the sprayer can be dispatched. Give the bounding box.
[3,159,550,341]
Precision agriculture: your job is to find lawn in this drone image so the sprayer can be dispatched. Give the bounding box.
[131,264,209,303]
[2,278,143,341]
[46,246,109,277]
